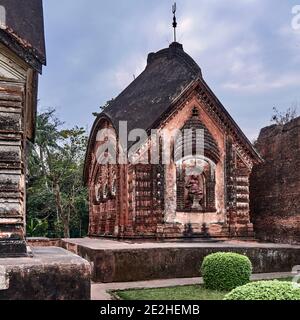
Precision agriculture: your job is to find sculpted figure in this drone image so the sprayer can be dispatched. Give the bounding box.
[185,174,204,210]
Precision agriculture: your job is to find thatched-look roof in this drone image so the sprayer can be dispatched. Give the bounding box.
[84,42,262,182]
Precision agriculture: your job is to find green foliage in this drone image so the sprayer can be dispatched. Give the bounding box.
[26,218,48,237]
[200,252,252,291]
[52,220,64,238]
[26,108,89,238]
[224,280,300,300]
[93,98,115,116]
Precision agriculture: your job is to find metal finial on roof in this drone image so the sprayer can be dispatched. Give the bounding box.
[172,2,177,42]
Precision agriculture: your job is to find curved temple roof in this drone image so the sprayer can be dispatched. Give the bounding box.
[85,42,262,182]
[102,42,201,135]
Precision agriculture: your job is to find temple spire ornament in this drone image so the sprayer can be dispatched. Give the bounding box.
[172,2,177,42]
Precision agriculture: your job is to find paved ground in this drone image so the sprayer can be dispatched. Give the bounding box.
[0,246,89,266]
[91,272,295,300]
[63,238,300,250]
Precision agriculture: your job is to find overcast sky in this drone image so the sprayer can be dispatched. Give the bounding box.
[38,0,300,140]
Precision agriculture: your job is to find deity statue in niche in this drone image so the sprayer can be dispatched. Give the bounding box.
[178,158,210,212]
[185,173,205,210]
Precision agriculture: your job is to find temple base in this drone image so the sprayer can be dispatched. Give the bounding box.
[61,238,300,283]
[0,247,91,300]
[0,240,28,258]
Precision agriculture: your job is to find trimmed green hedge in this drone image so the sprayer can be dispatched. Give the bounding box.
[201,252,252,291]
[224,280,300,300]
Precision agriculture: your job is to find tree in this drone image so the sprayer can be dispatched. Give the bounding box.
[27,109,89,238]
[93,98,115,117]
[271,104,299,125]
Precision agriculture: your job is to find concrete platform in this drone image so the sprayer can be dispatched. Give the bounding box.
[0,247,91,300]
[61,238,300,283]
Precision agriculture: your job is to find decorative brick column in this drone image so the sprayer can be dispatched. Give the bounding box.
[0,0,47,256]
[0,81,27,257]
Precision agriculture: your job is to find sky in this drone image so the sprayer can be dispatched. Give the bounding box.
[39,0,300,141]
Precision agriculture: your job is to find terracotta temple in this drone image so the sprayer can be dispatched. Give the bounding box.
[84,42,263,239]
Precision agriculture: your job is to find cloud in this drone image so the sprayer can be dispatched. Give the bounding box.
[105,54,146,91]
[38,0,300,140]
[221,39,300,93]
[223,72,300,92]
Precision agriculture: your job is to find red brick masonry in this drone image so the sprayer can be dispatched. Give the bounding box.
[250,117,300,244]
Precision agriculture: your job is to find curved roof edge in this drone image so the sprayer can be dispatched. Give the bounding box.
[83,113,115,184]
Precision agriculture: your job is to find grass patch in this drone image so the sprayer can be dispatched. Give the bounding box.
[114,278,295,300]
[115,285,227,300]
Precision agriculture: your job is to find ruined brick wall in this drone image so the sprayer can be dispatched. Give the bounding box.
[250,117,300,244]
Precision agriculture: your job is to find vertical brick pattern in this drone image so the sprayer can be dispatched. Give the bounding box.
[226,138,237,235]
[0,81,27,256]
[226,137,253,237]
[88,163,118,237]
[131,164,164,236]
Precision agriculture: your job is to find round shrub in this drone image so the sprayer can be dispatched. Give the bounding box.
[201,252,252,291]
[224,280,300,300]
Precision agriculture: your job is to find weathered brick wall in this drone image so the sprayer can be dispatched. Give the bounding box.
[0,80,27,256]
[0,43,37,256]
[250,117,300,244]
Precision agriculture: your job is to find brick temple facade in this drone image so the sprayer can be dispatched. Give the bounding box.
[84,42,262,239]
[0,0,46,256]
